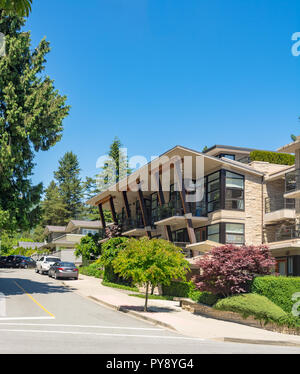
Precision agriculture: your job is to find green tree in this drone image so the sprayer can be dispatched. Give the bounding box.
[113,237,190,311]
[54,152,83,221]
[40,181,68,226]
[75,233,101,261]
[0,13,69,232]
[0,0,32,17]
[96,137,132,192]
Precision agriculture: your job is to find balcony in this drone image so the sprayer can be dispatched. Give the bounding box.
[275,226,300,242]
[264,197,295,224]
[154,202,208,227]
[284,169,300,199]
[121,218,156,237]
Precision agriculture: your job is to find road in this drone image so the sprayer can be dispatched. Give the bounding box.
[0,268,299,354]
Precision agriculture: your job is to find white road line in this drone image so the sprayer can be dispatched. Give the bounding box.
[0,317,55,321]
[0,323,162,331]
[0,328,205,341]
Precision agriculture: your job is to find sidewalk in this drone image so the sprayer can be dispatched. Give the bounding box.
[62,274,300,347]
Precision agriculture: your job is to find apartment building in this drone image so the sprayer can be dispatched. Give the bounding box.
[87,142,300,277]
[41,220,103,264]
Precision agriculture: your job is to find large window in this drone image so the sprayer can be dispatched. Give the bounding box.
[225,223,244,244]
[151,192,159,223]
[225,171,244,210]
[207,172,221,213]
[172,228,189,243]
[218,153,235,160]
[207,223,220,243]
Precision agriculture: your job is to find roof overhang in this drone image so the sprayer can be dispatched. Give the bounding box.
[277,138,300,153]
[186,240,222,252]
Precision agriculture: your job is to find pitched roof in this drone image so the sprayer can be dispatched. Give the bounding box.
[68,220,101,228]
[44,225,66,233]
[17,242,44,249]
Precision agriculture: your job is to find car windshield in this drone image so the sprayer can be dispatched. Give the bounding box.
[59,262,75,267]
[46,258,60,262]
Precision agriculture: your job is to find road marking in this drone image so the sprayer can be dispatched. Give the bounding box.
[0,323,162,330]
[0,317,55,321]
[13,281,55,318]
[0,328,205,341]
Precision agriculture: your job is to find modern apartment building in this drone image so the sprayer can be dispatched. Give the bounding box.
[87,142,300,277]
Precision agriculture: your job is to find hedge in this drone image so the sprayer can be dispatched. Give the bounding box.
[214,293,287,326]
[162,281,219,306]
[250,151,295,166]
[79,261,103,278]
[251,276,300,314]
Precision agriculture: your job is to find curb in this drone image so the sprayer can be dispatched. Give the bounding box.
[214,337,300,347]
[87,295,177,332]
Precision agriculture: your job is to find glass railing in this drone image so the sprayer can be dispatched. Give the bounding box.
[285,169,300,193]
[265,197,295,213]
[121,218,145,231]
[275,227,300,241]
[153,201,207,221]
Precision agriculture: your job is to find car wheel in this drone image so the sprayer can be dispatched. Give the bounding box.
[35,268,39,273]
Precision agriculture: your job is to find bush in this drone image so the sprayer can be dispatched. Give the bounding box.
[251,276,300,314]
[250,150,295,166]
[214,293,287,326]
[194,245,275,297]
[101,281,139,292]
[79,261,103,278]
[162,281,219,306]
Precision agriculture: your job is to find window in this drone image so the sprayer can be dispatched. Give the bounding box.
[151,192,159,223]
[225,223,244,244]
[82,229,99,236]
[288,257,294,276]
[218,153,236,160]
[207,172,221,213]
[225,171,244,210]
[172,228,189,243]
[207,224,220,243]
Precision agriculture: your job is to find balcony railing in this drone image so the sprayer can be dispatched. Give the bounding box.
[265,197,295,214]
[154,202,207,222]
[275,227,300,242]
[285,169,300,193]
[121,218,145,232]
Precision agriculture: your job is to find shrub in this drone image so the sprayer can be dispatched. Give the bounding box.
[194,245,275,297]
[251,276,300,314]
[162,281,219,306]
[79,261,103,278]
[250,150,295,166]
[214,293,287,326]
[75,233,101,261]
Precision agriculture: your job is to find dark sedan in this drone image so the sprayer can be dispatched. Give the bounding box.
[15,256,36,269]
[0,256,7,268]
[48,262,79,280]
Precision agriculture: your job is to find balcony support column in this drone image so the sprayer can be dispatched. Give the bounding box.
[122,191,131,219]
[137,188,152,239]
[154,172,172,242]
[109,196,118,225]
[173,160,197,256]
[98,203,106,230]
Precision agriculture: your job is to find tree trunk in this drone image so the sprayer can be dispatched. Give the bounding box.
[144,282,149,312]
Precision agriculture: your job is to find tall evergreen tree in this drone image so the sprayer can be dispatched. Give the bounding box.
[0,12,69,232]
[96,137,131,192]
[54,152,83,221]
[41,181,68,226]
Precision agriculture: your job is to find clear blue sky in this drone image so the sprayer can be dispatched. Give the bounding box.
[26,0,300,188]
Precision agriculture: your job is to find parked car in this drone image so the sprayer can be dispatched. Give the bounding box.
[0,256,7,268]
[35,256,61,275]
[48,261,79,280]
[15,256,36,269]
[4,255,23,268]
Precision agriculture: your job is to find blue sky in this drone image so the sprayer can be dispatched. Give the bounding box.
[26,0,300,188]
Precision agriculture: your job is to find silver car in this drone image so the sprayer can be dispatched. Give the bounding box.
[35,256,61,275]
[48,262,79,280]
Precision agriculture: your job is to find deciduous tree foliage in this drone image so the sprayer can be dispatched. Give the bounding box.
[75,233,101,261]
[113,237,190,311]
[0,13,69,232]
[193,244,276,297]
[0,0,32,17]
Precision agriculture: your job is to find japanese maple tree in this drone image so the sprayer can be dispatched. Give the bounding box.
[193,244,276,297]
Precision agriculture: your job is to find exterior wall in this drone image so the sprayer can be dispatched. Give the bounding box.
[51,249,82,265]
[244,173,263,245]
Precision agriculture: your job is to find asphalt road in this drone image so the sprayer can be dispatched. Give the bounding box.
[0,268,299,354]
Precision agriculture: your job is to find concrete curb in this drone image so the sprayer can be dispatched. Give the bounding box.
[87,295,177,332]
[214,337,300,347]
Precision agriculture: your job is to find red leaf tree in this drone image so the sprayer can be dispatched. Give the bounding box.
[193,245,276,297]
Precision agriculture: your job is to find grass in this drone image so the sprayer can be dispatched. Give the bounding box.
[128,294,174,301]
[101,280,139,292]
[214,293,287,326]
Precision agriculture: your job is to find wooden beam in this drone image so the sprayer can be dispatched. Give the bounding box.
[154,172,172,242]
[98,203,106,230]
[109,196,118,225]
[137,188,152,238]
[122,191,131,219]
